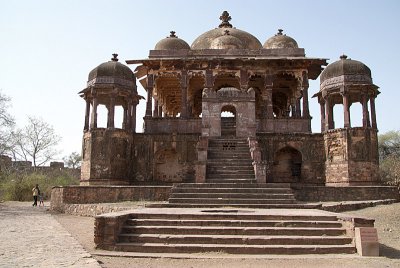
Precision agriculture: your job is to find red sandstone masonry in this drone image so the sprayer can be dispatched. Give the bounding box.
[50,186,171,212]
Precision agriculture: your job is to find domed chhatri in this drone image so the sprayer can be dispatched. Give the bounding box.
[263,29,298,49]
[154,31,190,50]
[191,11,262,50]
[320,54,372,83]
[78,11,386,208]
[88,54,135,85]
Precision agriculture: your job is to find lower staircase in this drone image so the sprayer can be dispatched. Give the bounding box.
[114,209,355,254]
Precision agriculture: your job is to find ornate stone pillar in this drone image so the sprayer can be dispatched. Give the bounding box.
[145,74,154,117]
[295,98,301,118]
[122,103,128,130]
[240,69,249,91]
[342,91,351,128]
[157,105,162,117]
[362,93,370,128]
[180,71,188,118]
[131,100,138,133]
[90,92,98,129]
[84,98,91,131]
[264,74,274,118]
[325,97,334,130]
[291,100,296,118]
[302,73,310,118]
[107,95,115,128]
[320,99,325,132]
[370,96,377,129]
[126,99,132,131]
[153,99,159,117]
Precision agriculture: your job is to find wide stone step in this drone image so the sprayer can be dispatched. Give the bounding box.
[207,153,251,158]
[206,175,256,179]
[207,147,250,155]
[121,225,346,236]
[114,243,355,254]
[207,164,254,169]
[206,171,255,176]
[168,198,297,205]
[169,193,295,199]
[207,162,253,168]
[204,179,257,183]
[209,139,247,143]
[206,160,253,165]
[161,203,322,209]
[129,212,336,221]
[171,187,293,194]
[125,219,342,228]
[173,183,291,188]
[118,234,352,246]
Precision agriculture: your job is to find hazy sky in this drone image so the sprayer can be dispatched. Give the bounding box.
[1,0,399,161]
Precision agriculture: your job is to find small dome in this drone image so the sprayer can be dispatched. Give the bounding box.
[320,55,372,83]
[88,54,135,84]
[154,31,190,50]
[263,29,298,49]
[191,11,262,50]
[210,30,244,49]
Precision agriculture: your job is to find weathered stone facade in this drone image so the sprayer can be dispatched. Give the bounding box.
[78,11,381,189]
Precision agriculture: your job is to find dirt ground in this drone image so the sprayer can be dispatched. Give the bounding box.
[53,203,400,268]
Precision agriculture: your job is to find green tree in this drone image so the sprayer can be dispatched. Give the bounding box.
[63,152,82,169]
[378,130,400,187]
[378,130,400,160]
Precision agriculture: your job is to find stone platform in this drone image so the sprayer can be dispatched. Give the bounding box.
[94,207,376,255]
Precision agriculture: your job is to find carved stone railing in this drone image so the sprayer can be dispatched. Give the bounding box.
[257,118,311,133]
[195,136,209,183]
[248,137,267,184]
[144,118,201,134]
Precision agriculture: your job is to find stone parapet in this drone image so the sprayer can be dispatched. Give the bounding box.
[292,185,399,202]
[144,118,201,134]
[50,186,171,212]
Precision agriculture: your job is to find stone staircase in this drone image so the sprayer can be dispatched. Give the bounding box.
[114,208,356,254]
[221,117,236,136]
[167,138,318,209]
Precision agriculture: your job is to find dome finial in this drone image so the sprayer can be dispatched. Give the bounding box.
[219,11,233,28]
[340,54,348,60]
[111,53,118,62]
[277,29,284,36]
[169,31,177,38]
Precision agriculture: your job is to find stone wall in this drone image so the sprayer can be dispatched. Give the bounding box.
[50,185,171,212]
[133,133,199,184]
[293,185,399,202]
[81,128,133,185]
[0,154,80,178]
[257,133,325,184]
[324,128,379,186]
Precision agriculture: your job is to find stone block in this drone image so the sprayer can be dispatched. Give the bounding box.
[355,227,379,256]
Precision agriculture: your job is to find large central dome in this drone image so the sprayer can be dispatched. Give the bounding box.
[191,11,262,50]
